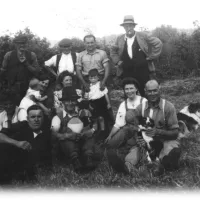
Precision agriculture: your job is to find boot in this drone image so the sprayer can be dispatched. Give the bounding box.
[72,157,82,172]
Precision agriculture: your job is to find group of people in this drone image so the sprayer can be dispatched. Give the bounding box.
[0,15,182,184]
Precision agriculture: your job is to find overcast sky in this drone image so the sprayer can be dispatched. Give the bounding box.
[0,0,199,40]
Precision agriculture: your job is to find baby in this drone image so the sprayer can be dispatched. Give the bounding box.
[18,78,49,121]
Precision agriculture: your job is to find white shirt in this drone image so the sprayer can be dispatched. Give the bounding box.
[126,35,135,59]
[0,108,18,130]
[114,96,147,129]
[89,81,108,100]
[45,53,78,74]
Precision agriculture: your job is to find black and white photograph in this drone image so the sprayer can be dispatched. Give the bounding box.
[0,0,200,197]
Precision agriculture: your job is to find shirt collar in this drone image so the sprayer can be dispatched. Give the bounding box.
[124,32,136,41]
[33,130,42,138]
[145,98,162,110]
[86,49,98,55]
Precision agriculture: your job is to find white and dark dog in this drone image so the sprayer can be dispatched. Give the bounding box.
[177,102,200,139]
[138,117,163,163]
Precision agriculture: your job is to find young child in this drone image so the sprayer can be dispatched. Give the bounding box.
[87,68,114,139]
[17,78,50,121]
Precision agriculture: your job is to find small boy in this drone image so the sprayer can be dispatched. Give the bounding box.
[87,69,114,139]
[18,78,50,121]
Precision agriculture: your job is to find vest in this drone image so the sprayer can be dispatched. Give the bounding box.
[6,50,33,85]
[54,52,77,74]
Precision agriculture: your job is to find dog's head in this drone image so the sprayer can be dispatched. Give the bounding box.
[138,117,154,129]
[188,102,200,116]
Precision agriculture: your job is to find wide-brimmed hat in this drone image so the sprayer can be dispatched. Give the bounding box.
[13,35,28,43]
[120,15,137,26]
[59,86,79,102]
[58,38,72,47]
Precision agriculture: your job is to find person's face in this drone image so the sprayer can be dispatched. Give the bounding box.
[145,83,160,103]
[15,42,27,52]
[59,45,71,55]
[27,109,44,131]
[63,100,77,112]
[123,23,135,38]
[39,80,49,91]
[124,84,137,99]
[62,76,72,87]
[84,37,96,52]
[89,75,99,84]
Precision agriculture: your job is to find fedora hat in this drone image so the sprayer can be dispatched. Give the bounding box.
[120,15,137,26]
[59,86,79,102]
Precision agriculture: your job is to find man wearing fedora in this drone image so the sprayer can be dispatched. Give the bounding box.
[0,35,41,106]
[44,38,78,78]
[110,15,163,97]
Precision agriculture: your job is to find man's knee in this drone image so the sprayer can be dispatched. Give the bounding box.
[161,147,181,170]
[124,146,140,170]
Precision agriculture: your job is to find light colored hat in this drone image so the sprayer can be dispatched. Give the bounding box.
[120,15,137,26]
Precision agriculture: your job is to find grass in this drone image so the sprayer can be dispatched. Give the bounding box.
[2,77,200,191]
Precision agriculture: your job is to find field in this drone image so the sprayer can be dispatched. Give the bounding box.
[1,77,200,192]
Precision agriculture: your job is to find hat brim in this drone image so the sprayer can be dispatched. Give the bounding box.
[120,22,137,26]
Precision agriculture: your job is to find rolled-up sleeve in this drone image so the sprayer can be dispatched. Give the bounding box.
[44,55,57,67]
[165,104,179,130]
[101,51,109,65]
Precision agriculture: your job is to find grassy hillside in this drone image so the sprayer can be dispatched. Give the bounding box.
[2,78,200,191]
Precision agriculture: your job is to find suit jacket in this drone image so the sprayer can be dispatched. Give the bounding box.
[110,32,163,72]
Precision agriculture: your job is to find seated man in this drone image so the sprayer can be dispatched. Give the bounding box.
[0,105,52,184]
[51,86,98,172]
[107,80,180,175]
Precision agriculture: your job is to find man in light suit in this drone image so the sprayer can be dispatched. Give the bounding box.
[110,15,162,96]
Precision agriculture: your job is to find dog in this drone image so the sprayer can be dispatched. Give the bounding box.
[177,102,200,139]
[138,117,163,163]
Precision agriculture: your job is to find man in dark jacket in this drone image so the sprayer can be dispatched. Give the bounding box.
[0,35,41,106]
[0,105,52,184]
[110,15,163,96]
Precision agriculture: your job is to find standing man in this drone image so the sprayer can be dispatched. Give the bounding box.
[0,35,41,106]
[44,38,78,78]
[76,34,110,92]
[0,105,52,183]
[110,15,162,97]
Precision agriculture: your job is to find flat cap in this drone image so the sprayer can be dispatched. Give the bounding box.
[58,38,72,47]
[13,35,28,43]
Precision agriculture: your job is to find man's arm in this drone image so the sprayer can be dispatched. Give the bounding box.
[145,33,163,60]
[0,123,32,150]
[0,52,11,78]
[75,54,90,91]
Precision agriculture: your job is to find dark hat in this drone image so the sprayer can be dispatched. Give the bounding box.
[59,86,79,101]
[88,68,99,77]
[13,35,28,43]
[58,38,72,47]
[120,15,137,26]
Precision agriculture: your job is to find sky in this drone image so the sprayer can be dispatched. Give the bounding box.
[0,0,199,41]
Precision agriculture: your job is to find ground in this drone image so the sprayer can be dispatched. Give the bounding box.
[1,77,200,191]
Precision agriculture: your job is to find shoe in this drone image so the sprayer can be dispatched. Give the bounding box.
[84,155,95,170]
[72,157,82,172]
[150,162,164,176]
